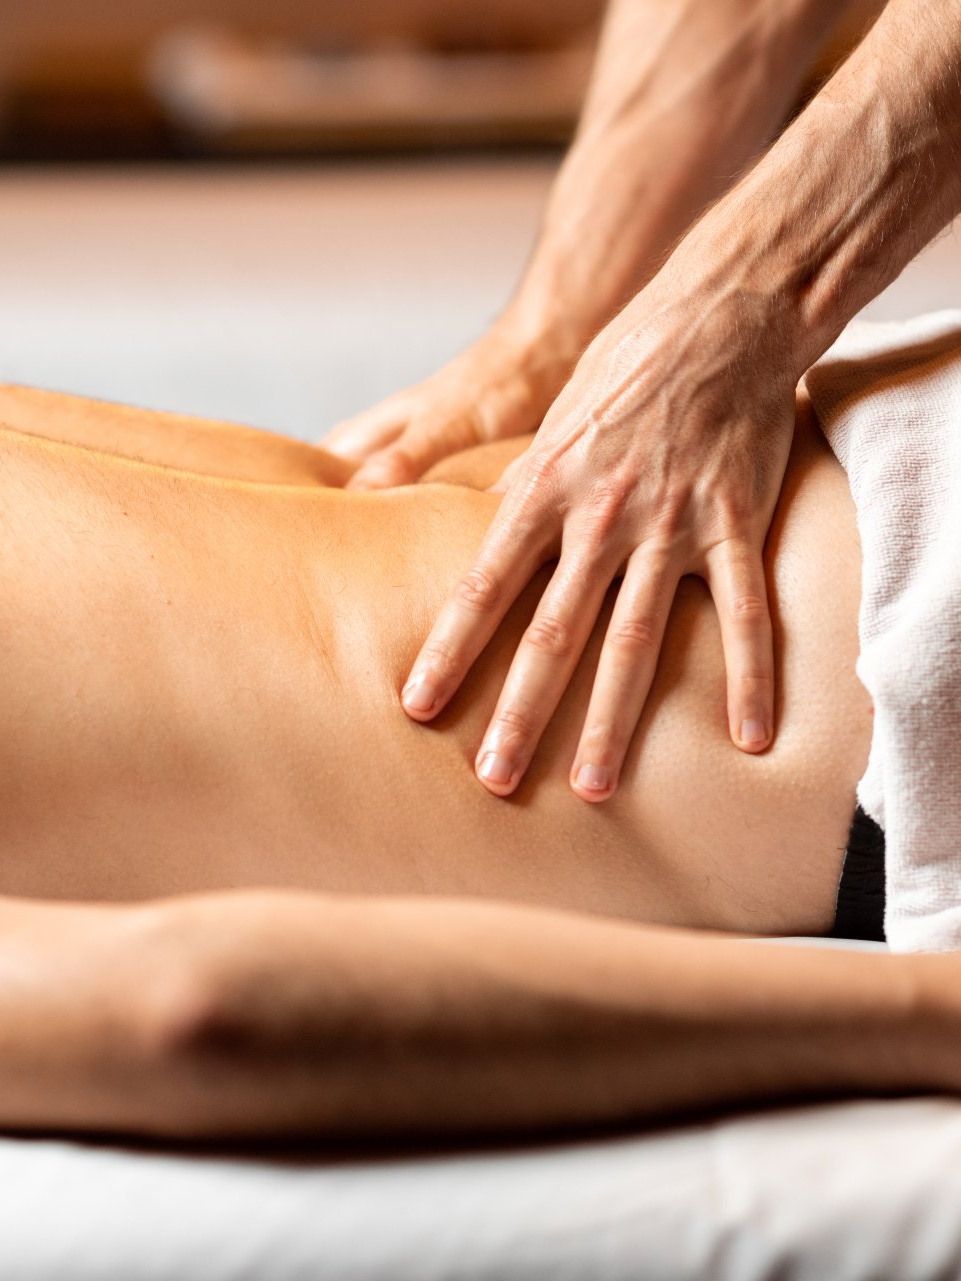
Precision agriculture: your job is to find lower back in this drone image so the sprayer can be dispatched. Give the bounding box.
[296,406,871,935]
[0,403,870,936]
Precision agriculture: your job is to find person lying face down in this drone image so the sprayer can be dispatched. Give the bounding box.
[0,382,868,932]
[0,378,951,1145]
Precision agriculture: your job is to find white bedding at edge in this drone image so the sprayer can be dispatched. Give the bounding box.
[3,1091,961,1280]
[807,312,961,951]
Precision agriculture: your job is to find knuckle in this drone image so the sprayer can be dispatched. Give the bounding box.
[728,593,768,622]
[454,567,502,613]
[658,485,692,528]
[608,616,658,654]
[647,484,693,543]
[526,450,557,487]
[633,537,677,578]
[381,447,416,481]
[506,448,585,535]
[465,400,501,446]
[736,670,774,692]
[514,450,561,507]
[524,613,574,657]
[584,480,632,542]
[419,639,462,682]
[706,490,750,531]
[492,705,538,742]
[580,721,620,758]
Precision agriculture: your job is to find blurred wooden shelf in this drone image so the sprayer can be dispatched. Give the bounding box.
[0,29,591,161]
[148,29,590,153]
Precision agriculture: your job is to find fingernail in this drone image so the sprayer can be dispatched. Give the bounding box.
[739,718,767,746]
[402,678,437,714]
[575,764,611,792]
[478,752,513,786]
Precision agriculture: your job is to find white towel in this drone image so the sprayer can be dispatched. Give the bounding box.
[805,311,961,952]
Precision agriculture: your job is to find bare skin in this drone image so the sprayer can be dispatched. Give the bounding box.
[5,383,953,1146]
[0,383,868,935]
[326,0,961,806]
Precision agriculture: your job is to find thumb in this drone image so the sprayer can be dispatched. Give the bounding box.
[347,445,422,490]
[321,397,408,462]
[347,416,479,490]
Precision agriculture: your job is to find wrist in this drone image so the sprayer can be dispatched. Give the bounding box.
[909,951,961,1096]
[492,294,589,395]
[613,223,805,406]
[501,271,596,345]
[677,14,961,383]
[673,186,816,386]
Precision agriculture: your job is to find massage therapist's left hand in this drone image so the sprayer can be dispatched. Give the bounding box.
[401,261,798,801]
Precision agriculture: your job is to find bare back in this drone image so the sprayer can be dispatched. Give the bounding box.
[0,385,871,935]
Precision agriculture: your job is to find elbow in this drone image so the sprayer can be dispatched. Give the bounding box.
[143,960,222,1064]
[128,905,252,1139]
[134,905,224,1056]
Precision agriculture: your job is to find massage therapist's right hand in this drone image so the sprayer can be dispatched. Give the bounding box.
[322,319,580,489]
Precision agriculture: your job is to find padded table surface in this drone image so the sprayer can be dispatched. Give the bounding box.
[4,1092,961,1280]
[1,941,958,1280]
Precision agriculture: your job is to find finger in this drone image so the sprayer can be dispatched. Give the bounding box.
[348,411,483,490]
[401,493,557,722]
[570,548,680,802]
[346,444,421,489]
[322,397,409,460]
[474,549,617,797]
[703,537,774,753]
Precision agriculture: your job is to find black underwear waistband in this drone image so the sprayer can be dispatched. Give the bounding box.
[830,804,886,943]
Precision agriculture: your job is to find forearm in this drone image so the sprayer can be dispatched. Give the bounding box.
[508,0,851,351]
[140,894,961,1140]
[0,898,174,1136]
[679,0,961,376]
[5,889,952,1143]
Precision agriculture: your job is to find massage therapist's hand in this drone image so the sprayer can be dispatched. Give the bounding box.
[323,316,580,489]
[401,265,798,801]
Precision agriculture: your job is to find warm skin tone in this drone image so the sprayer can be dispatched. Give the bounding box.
[0,381,956,1144]
[325,0,961,806]
[0,384,864,925]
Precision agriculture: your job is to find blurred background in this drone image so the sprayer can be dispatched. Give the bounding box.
[0,0,604,160]
[0,0,957,438]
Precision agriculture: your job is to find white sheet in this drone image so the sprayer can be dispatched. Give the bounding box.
[3,1090,961,1280]
[807,313,961,951]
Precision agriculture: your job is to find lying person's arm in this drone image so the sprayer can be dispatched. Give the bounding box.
[0,890,956,1142]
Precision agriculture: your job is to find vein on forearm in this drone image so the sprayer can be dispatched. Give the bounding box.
[515,0,856,341]
[689,0,961,373]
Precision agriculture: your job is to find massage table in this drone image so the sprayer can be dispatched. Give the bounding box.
[5,1066,961,1279]
[0,160,959,1278]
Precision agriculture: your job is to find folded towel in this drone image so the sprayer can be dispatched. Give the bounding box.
[806,311,961,951]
